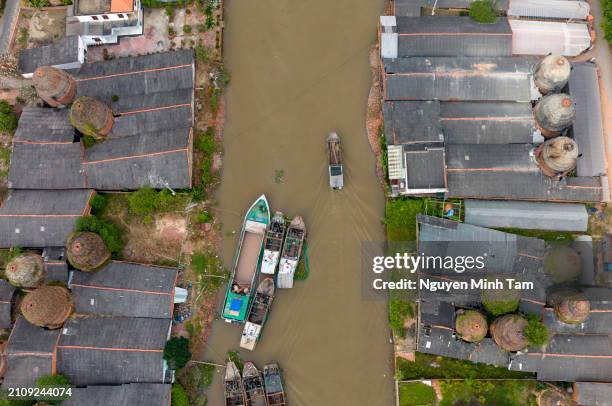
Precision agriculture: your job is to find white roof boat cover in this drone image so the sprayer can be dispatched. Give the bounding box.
[509,20,591,56]
[507,0,590,20]
[240,321,261,351]
[277,259,297,289]
[260,250,280,275]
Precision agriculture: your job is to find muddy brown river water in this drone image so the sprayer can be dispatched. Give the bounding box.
[204,0,394,404]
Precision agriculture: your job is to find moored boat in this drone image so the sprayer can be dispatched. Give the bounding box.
[240,278,275,351]
[327,132,344,190]
[264,363,287,406]
[260,212,286,275]
[277,216,306,289]
[243,362,267,406]
[225,361,247,406]
[222,195,270,323]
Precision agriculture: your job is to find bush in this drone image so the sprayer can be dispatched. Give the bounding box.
[196,211,212,223]
[603,0,612,43]
[75,215,124,254]
[523,315,550,347]
[183,24,192,34]
[28,0,50,7]
[82,134,96,148]
[36,374,71,405]
[171,384,189,406]
[164,337,192,370]
[90,194,108,215]
[399,382,436,406]
[128,188,159,216]
[195,45,210,63]
[111,94,119,102]
[469,0,497,23]
[389,300,413,337]
[483,297,519,316]
[0,102,17,133]
[195,130,216,154]
[228,350,244,372]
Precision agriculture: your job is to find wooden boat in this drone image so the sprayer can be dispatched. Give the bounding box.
[327,132,344,190]
[222,195,270,323]
[225,361,247,406]
[260,212,286,275]
[277,216,306,289]
[240,278,275,351]
[243,362,268,406]
[264,363,287,406]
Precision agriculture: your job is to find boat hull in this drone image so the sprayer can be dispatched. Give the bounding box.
[240,278,275,351]
[224,361,246,406]
[277,216,306,289]
[243,362,267,406]
[264,363,287,406]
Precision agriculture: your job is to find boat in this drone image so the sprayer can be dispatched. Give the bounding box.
[327,132,344,190]
[277,216,306,289]
[222,195,270,323]
[264,364,287,406]
[243,362,268,406]
[240,278,275,351]
[260,212,286,275]
[225,361,247,406]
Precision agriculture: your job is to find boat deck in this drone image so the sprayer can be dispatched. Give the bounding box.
[235,231,264,286]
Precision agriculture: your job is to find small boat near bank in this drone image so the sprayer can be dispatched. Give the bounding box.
[327,132,344,190]
[264,364,287,406]
[277,216,306,289]
[243,362,268,406]
[223,195,270,324]
[260,212,286,275]
[225,361,247,406]
[240,278,275,351]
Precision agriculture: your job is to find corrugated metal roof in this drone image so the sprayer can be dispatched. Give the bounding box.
[405,147,446,190]
[63,384,172,406]
[18,36,81,74]
[569,63,606,177]
[509,20,591,56]
[384,57,536,101]
[14,107,74,143]
[394,0,510,16]
[507,0,590,20]
[394,17,512,57]
[383,100,442,144]
[464,199,588,231]
[574,382,612,405]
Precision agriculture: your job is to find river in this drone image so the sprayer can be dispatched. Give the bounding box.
[204,0,394,404]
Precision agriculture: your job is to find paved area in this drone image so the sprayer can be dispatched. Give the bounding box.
[0,0,20,53]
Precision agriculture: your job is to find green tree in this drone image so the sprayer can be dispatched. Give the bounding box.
[89,194,108,215]
[523,315,550,347]
[164,337,192,370]
[469,0,497,23]
[0,102,17,133]
[171,384,189,406]
[603,0,612,42]
[75,215,124,254]
[389,300,413,337]
[128,188,159,216]
[35,374,71,405]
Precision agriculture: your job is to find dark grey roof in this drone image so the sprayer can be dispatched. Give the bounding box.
[0,189,92,248]
[14,107,74,143]
[75,50,194,114]
[8,142,86,189]
[574,382,612,406]
[0,280,14,329]
[383,101,442,144]
[6,317,60,354]
[395,17,512,58]
[394,0,509,16]
[83,129,192,190]
[18,36,81,74]
[464,200,589,232]
[45,260,70,284]
[70,261,177,318]
[543,307,612,335]
[57,317,170,386]
[63,384,172,406]
[569,63,606,177]
[446,144,604,202]
[2,355,53,389]
[384,57,536,101]
[110,106,192,138]
[405,146,446,189]
[510,335,612,381]
[440,102,536,144]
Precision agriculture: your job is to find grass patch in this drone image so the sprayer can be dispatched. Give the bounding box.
[191,250,227,295]
[399,382,436,406]
[177,363,214,406]
[0,102,17,133]
[385,198,425,242]
[127,188,188,217]
[523,314,550,347]
[396,354,533,380]
[603,0,612,43]
[228,350,244,372]
[469,0,497,23]
[389,300,413,337]
[440,379,538,406]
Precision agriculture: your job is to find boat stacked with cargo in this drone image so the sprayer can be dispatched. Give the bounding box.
[240,277,275,351]
[260,212,286,275]
[327,132,344,190]
[225,361,287,406]
[277,217,306,289]
[224,361,247,406]
[223,195,270,324]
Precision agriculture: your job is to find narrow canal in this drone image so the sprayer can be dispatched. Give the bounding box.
[204,0,394,404]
